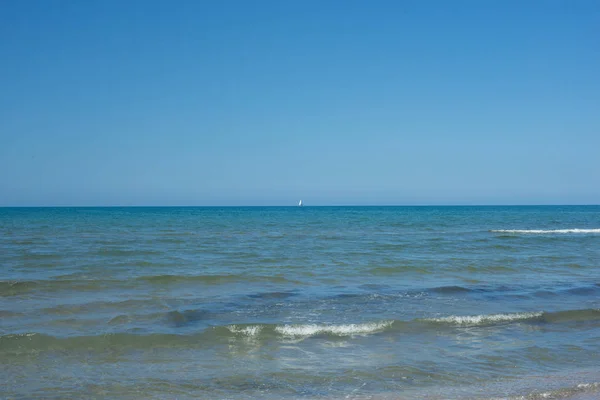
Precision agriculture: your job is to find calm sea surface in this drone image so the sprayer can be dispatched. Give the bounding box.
[1,206,600,399]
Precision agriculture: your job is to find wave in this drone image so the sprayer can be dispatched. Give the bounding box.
[15,252,62,260]
[425,308,600,327]
[491,228,600,234]
[542,308,600,323]
[0,310,23,318]
[0,279,127,296]
[217,321,395,340]
[274,321,393,337]
[0,280,39,295]
[429,285,472,294]
[137,273,299,285]
[495,381,600,400]
[368,265,433,275]
[0,332,200,354]
[430,282,600,299]
[424,311,543,326]
[4,308,599,354]
[94,248,165,257]
[1,272,302,296]
[227,325,264,336]
[246,291,299,300]
[166,309,213,327]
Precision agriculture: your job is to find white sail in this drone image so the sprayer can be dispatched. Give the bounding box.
[298,200,303,206]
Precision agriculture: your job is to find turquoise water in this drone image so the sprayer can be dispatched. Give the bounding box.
[1,206,600,399]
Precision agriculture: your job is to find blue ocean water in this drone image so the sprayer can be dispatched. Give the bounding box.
[1,206,600,399]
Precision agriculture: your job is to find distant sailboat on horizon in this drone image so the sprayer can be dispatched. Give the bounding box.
[298,200,303,207]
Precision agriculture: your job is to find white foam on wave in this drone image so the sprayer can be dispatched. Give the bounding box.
[275,321,393,337]
[227,325,262,336]
[507,381,600,400]
[492,228,600,234]
[576,382,600,389]
[427,312,542,326]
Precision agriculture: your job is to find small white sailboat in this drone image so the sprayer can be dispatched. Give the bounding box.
[298,200,303,207]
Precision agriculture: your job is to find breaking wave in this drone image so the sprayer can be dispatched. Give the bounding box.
[3,309,599,354]
[491,228,600,234]
[425,311,543,326]
[274,321,393,337]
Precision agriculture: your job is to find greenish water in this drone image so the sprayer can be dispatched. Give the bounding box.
[1,206,600,399]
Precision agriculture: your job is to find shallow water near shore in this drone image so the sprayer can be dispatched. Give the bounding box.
[1,206,599,399]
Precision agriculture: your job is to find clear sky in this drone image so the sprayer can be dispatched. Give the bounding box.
[1,0,598,206]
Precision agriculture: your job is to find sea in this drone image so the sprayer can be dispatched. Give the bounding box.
[1,206,600,400]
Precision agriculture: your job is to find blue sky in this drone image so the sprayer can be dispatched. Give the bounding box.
[1,0,598,206]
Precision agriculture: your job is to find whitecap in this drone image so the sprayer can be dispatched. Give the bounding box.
[426,312,542,326]
[226,325,263,336]
[275,321,393,337]
[491,228,600,234]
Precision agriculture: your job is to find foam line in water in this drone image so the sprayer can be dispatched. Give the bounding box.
[3,309,600,354]
[491,228,600,234]
[227,325,263,336]
[426,311,543,326]
[275,321,393,337]
[494,381,600,400]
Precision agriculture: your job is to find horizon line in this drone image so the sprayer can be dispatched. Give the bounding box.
[1,204,599,208]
